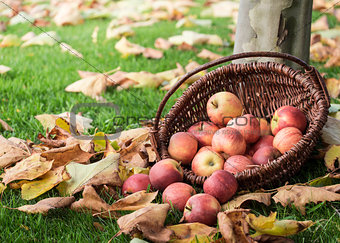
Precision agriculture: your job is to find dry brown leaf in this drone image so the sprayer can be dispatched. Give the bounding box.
[60,42,83,58]
[168,31,223,46]
[21,166,70,200]
[21,31,60,47]
[324,144,340,170]
[15,196,75,215]
[93,222,105,231]
[2,153,53,185]
[272,185,340,214]
[106,25,135,40]
[156,63,185,81]
[41,144,93,168]
[334,9,340,22]
[323,184,340,193]
[114,204,172,243]
[252,234,294,243]
[222,193,272,211]
[77,70,98,79]
[65,74,107,99]
[325,78,340,98]
[0,136,30,169]
[0,34,21,47]
[125,71,163,88]
[197,49,223,61]
[321,116,340,145]
[70,185,111,215]
[92,26,99,44]
[185,61,201,72]
[143,48,163,59]
[311,15,329,32]
[0,65,11,74]
[177,42,196,51]
[115,37,145,57]
[106,71,130,86]
[246,212,314,237]
[310,42,332,62]
[0,118,13,131]
[154,37,172,50]
[217,209,254,243]
[53,2,83,26]
[324,48,340,68]
[167,223,217,243]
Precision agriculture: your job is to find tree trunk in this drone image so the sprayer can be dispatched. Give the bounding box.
[233,0,313,69]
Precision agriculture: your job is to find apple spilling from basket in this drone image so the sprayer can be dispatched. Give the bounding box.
[122,91,308,226]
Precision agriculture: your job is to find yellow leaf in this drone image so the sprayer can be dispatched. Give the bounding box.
[0,34,21,47]
[2,154,53,185]
[246,212,315,237]
[93,132,106,152]
[167,223,217,243]
[324,144,340,170]
[118,166,150,182]
[55,117,72,134]
[125,71,163,88]
[0,183,6,193]
[21,166,70,200]
[115,37,145,57]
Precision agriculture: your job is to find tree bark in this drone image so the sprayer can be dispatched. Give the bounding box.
[233,0,313,69]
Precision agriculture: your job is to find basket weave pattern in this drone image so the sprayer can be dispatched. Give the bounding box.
[151,53,329,190]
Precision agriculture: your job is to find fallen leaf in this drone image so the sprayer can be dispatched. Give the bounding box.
[272,185,340,214]
[321,116,340,145]
[34,19,50,27]
[0,183,6,193]
[110,190,157,211]
[252,234,294,243]
[324,144,340,170]
[118,166,150,182]
[41,144,92,168]
[106,25,135,40]
[325,78,340,98]
[185,61,201,72]
[93,222,105,231]
[15,196,75,215]
[60,42,83,58]
[92,26,99,44]
[2,153,53,185]
[57,153,121,196]
[21,31,60,47]
[0,135,29,168]
[217,209,253,242]
[201,1,239,19]
[65,74,107,99]
[222,193,272,211]
[307,172,340,187]
[125,71,163,88]
[310,42,332,62]
[311,15,329,32]
[21,31,36,42]
[77,70,98,79]
[21,166,70,200]
[325,48,340,68]
[53,2,83,26]
[168,31,223,46]
[246,212,314,237]
[0,65,11,74]
[154,37,172,50]
[156,63,185,81]
[0,118,13,131]
[323,184,340,193]
[176,42,196,51]
[115,37,145,57]
[167,223,217,243]
[9,11,34,25]
[0,34,21,47]
[197,49,223,61]
[114,204,172,243]
[176,17,212,28]
[143,48,163,59]
[70,185,110,214]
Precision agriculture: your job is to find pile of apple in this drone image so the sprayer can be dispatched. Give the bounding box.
[122,91,307,226]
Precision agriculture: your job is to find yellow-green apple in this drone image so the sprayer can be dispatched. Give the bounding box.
[162,182,196,211]
[191,146,225,177]
[149,159,183,191]
[168,132,198,165]
[203,170,238,203]
[212,127,246,156]
[248,135,274,156]
[252,146,281,165]
[183,193,221,226]
[206,91,243,126]
[227,114,261,143]
[258,118,272,136]
[271,106,307,135]
[187,121,219,147]
[224,155,254,174]
[273,127,303,154]
[122,174,152,196]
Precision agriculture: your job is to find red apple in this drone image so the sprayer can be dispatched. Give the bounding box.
[203,170,238,204]
[271,106,307,135]
[168,132,198,165]
[183,193,221,226]
[122,174,152,196]
[149,159,183,191]
[191,146,225,177]
[212,127,246,156]
[248,135,274,156]
[187,121,219,147]
[252,146,281,165]
[206,92,243,126]
[224,155,254,174]
[162,182,196,211]
[273,127,303,154]
[258,118,272,136]
[227,114,261,144]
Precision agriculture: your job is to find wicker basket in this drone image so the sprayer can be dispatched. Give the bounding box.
[150,52,330,190]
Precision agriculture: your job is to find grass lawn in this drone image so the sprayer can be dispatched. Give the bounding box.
[0,2,340,242]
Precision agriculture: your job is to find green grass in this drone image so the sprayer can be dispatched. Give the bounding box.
[0,2,340,242]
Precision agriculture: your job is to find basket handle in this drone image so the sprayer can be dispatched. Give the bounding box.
[150,51,330,152]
